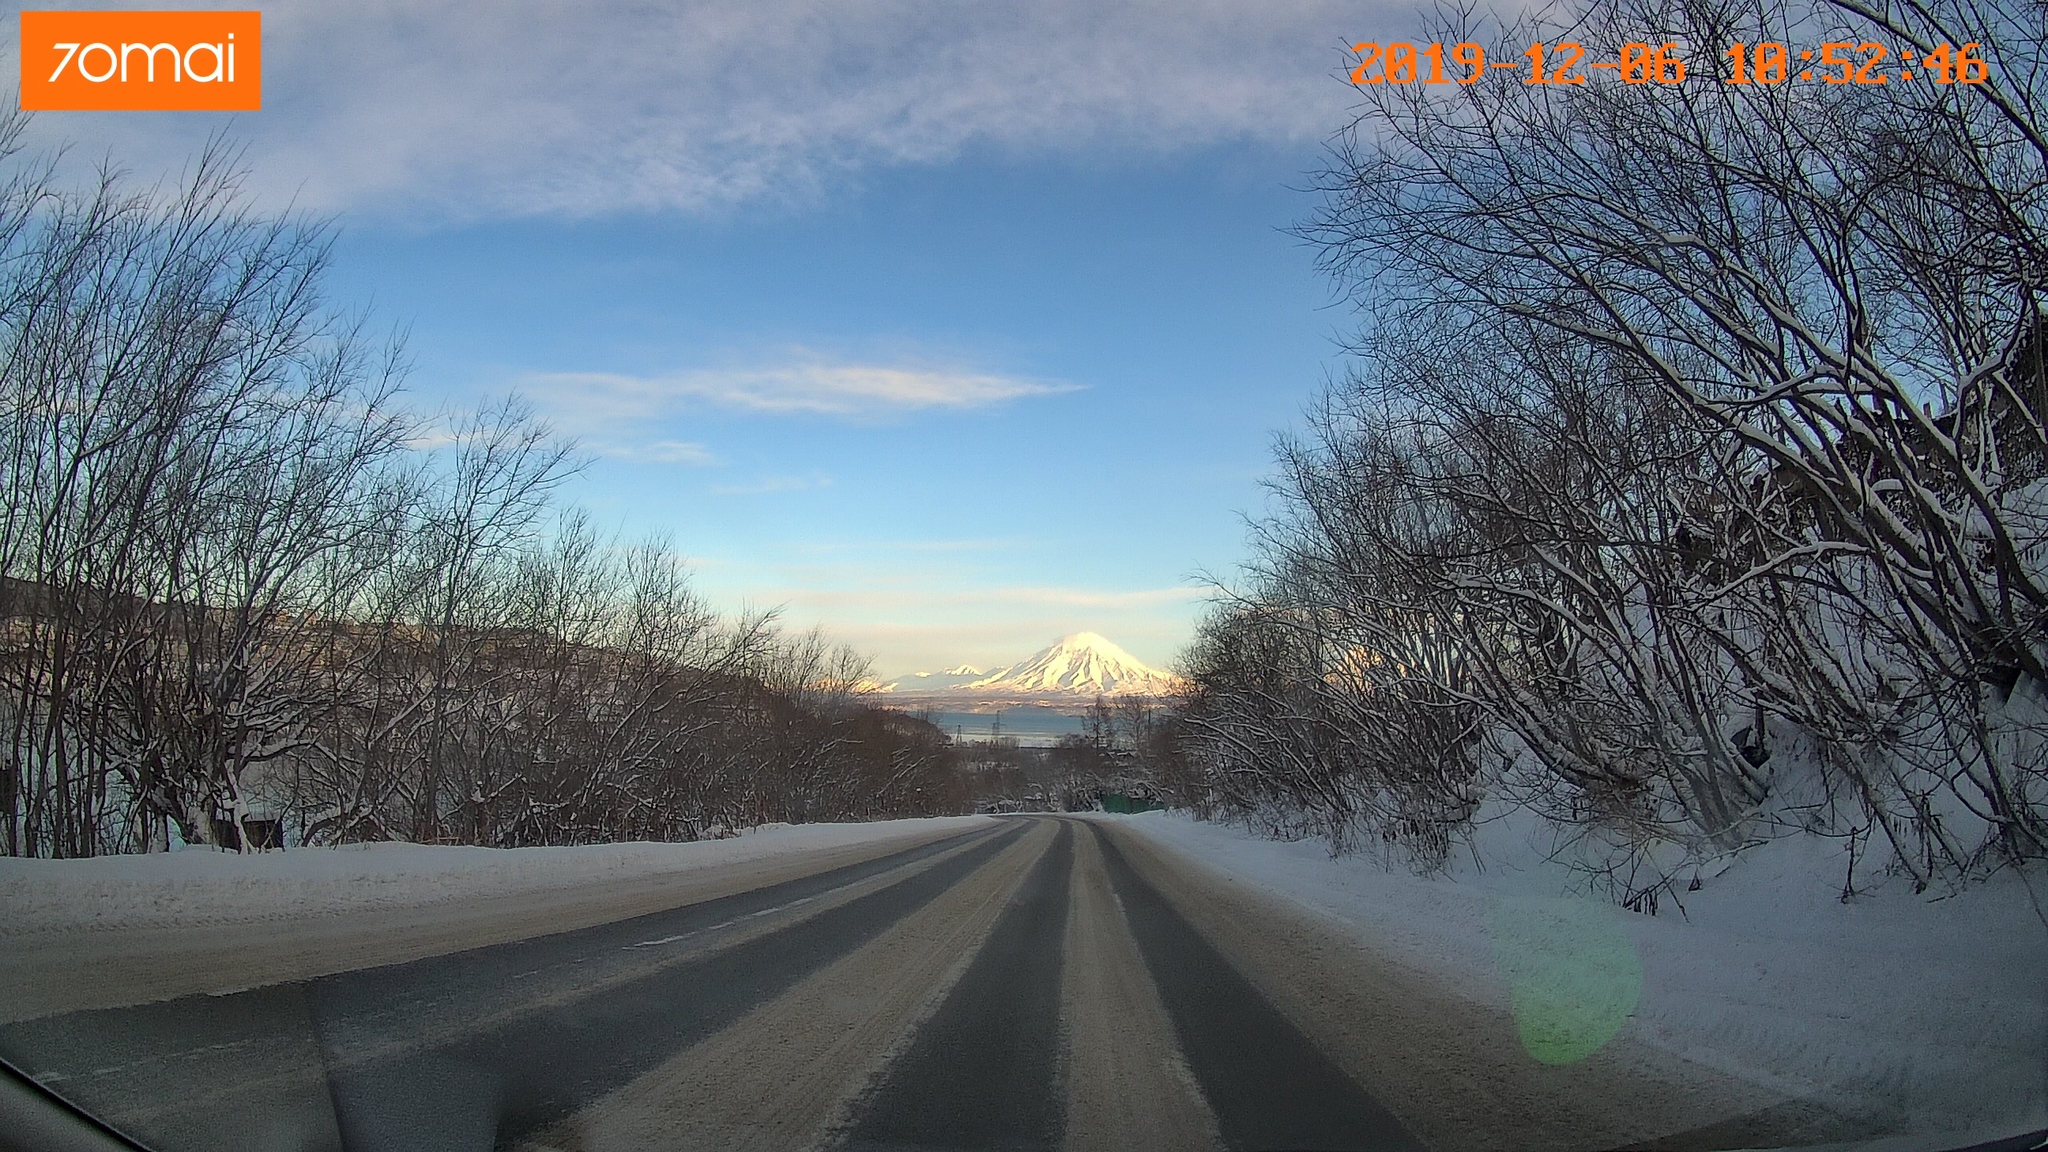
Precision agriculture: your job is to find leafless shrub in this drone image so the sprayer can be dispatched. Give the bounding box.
[0,125,966,857]
[1171,0,2048,889]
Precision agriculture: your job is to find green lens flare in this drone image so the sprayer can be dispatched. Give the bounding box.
[1484,898,1644,1064]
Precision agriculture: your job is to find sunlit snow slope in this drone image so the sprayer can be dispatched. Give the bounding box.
[962,633,1176,697]
[876,633,1178,700]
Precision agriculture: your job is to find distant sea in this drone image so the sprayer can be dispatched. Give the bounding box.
[888,704,1089,748]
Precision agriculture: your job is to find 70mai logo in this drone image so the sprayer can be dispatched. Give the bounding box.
[20,11,260,111]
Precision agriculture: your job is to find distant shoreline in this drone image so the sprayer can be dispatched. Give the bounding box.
[881,705,1089,747]
[870,693,1172,716]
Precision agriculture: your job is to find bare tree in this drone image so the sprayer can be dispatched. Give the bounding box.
[1174,0,2048,893]
[0,126,968,858]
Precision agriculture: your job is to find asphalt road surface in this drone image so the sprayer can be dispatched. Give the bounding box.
[1,817,1870,1152]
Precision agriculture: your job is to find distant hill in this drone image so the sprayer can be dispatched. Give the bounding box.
[875,664,986,694]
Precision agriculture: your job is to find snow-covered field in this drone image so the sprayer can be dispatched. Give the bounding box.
[1103,809,2048,1141]
[0,816,994,937]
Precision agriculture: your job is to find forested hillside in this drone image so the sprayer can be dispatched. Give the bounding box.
[0,121,963,858]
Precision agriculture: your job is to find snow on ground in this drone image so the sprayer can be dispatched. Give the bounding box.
[0,816,993,937]
[1102,808,2048,1140]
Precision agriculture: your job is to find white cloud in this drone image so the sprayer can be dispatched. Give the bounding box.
[5,0,1396,220]
[754,585,1208,676]
[485,352,1066,462]
[603,439,721,466]
[790,585,1205,612]
[527,362,1074,420]
[679,539,1211,675]
[796,537,1026,555]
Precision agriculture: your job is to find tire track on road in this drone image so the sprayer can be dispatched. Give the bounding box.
[1094,823,1424,1152]
[1096,820,1881,1152]
[309,824,1014,1053]
[1,822,1022,1152]
[1,821,993,1026]
[837,820,1075,1152]
[519,818,1065,1152]
[323,821,1030,1150]
[1060,820,1222,1152]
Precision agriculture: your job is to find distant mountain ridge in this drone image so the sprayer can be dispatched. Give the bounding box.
[880,666,986,693]
[874,632,1178,701]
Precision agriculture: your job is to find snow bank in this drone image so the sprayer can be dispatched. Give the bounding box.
[1103,809,2048,1139]
[0,816,993,937]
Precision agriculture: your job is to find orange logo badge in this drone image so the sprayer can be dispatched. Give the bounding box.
[19,10,260,111]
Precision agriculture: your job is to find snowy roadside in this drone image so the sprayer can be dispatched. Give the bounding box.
[1098,809,2048,1140]
[0,816,995,938]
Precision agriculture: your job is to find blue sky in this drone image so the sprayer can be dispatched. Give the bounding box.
[10,0,1412,676]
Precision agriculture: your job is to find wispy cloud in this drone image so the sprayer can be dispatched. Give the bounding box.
[788,585,1206,612]
[795,537,1027,556]
[527,362,1075,420]
[602,439,721,466]
[682,536,1210,674]
[749,584,1207,676]
[504,353,1067,461]
[508,354,1073,460]
[11,0,1388,220]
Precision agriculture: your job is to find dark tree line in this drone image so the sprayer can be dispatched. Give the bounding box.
[0,123,966,858]
[1044,695,1179,811]
[1167,0,2048,897]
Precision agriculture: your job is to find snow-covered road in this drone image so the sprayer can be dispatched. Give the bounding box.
[0,815,2037,1152]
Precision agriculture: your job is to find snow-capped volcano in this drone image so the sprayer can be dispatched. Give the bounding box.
[965,632,1174,696]
[875,633,1177,701]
